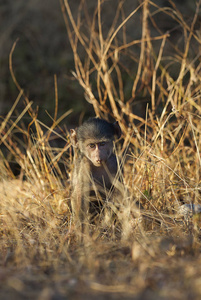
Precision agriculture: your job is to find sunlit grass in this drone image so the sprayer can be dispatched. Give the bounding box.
[1,0,201,299]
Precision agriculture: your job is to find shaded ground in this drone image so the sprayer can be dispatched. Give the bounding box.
[0,179,201,300]
[1,237,201,300]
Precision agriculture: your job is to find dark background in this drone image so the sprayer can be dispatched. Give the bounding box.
[0,0,195,126]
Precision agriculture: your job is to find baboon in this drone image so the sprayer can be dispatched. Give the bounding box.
[70,117,122,233]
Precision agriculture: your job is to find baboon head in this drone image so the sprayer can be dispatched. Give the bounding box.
[70,118,121,167]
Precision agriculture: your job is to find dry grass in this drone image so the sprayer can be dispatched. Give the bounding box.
[1,0,201,299]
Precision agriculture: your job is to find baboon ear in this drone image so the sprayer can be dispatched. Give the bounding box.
[70,129,78,147]
[113,121,121,139]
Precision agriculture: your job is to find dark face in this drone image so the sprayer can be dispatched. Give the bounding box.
[82,139,113,167]
[71,118,121,167]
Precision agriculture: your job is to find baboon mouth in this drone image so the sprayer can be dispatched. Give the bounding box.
[96,160,104,165]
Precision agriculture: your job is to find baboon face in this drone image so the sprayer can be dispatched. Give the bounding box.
[82,139,113,167]
[70,117,121,167]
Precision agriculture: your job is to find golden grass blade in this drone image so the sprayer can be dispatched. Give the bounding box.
[0,89,23,136]
[0,101,33,147]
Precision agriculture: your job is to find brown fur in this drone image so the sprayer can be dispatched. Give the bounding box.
[70,118,122,233]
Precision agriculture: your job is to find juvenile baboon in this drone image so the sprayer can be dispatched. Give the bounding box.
[70,117,122,233]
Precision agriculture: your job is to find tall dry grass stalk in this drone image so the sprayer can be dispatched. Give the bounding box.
[1,0,201,298]
[61,0,201,205]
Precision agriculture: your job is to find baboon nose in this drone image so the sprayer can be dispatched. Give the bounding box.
[96,159,102,164]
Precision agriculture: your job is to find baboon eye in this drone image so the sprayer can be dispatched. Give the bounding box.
[89,143,95,148]
[99,142,106,146]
